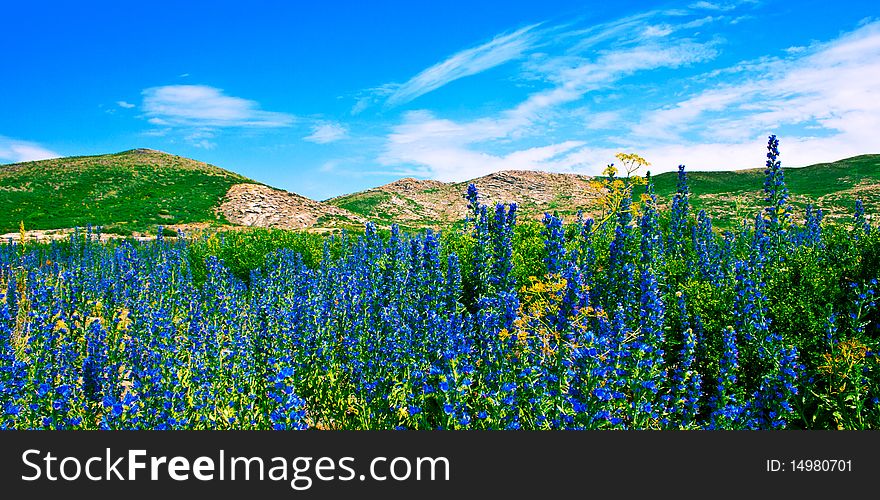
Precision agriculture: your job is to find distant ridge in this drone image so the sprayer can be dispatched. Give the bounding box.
[1,149,877,235]
[328,155,880,228]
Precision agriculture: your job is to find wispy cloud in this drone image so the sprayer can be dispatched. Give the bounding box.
[183,129,217,149]
[628,20,880,169]
[373,3,879,182]
[380,117,588,180]
[0,136,60,163]
[319,159,340,172]
[378,11,722,180]
[304,122,348,144]
[351,84,397,115]
[142,85,295,128]
[514,38,719,120]
[688,1,738,11]
[116,100,135,109]
[139,85,295,147]
[380,110,609,180]
[562,11,660,54]
[384,24,542,107]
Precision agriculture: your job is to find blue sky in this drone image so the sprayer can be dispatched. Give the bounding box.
[1,0,878,200]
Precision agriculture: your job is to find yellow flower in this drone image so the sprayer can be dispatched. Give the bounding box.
[602,164,618,177]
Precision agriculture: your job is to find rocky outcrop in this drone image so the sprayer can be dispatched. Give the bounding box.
[464,170,601,213]
[326,170,604,226]
[219,183,365,230]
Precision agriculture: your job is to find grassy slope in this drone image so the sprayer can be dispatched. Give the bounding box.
[651,154,880,197]
[331,191,393,220]
[650,154,880,228]
[0,149,253,233]
[329,190,443,231]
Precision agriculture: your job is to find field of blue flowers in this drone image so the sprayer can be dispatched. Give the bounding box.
[1,136,878,430]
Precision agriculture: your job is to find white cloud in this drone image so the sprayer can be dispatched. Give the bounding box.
[582,110,621,130]
[0,136,60,163]
[384,24,541,107]
[631,85,749,141]
[634,135,871,174]
[351,98,371,116]
[729,15,753,25]
[184,129,217,149]
[141,85,295,128]
[116,100,135,109]
[380,125,588,180]
[379,27,719,180]
[631,20,880,163]
[362,7,722,122]
[643,25,675,38]
[493,38,717,138]
[563,11,660,54]
[304,122,348,144]
[138,85,295,147]
[688,1,736,11]
[350,84,397,115]
[375,7,880,183]
[319,159,339,172]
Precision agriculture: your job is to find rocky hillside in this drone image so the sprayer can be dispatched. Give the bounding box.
[218,183,365,230]
[327,170,603,227]
[329,155,880,229]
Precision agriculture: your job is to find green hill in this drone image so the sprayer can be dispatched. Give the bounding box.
[0,148,254,234]
[649,154,880,228]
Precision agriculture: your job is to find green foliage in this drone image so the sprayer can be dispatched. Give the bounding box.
[187,228,331,284]
[512,221,547,290]
[331,191,393,220]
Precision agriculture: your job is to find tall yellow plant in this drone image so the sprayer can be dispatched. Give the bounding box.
[588,153,650,229]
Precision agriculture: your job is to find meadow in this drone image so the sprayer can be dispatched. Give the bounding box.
[1,136,878,430]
